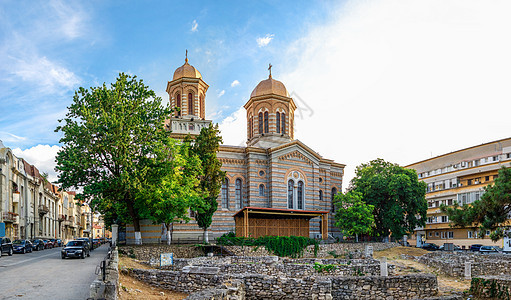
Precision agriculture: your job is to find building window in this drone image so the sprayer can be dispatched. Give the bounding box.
[288,180,294,209]
[448,231,454,239]
[259,184,264,196]
[221,178,229,209]
[176,94,181,116]
[258,113,263,134]
[259,170,265,176]
[264,111,269,133]
[297,181,304,210]
[331,187,337,212]
[441,215,448,223]
[281,113,286,135]
[188,93,194,115]
[435,232,439,237]
[235,178,243,209]
[428,232,432,237]
[468,231,473,239]
[276,112,280,133]
[319,190,323,201]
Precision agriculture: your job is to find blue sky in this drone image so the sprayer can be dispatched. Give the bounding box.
[2,0,511,185]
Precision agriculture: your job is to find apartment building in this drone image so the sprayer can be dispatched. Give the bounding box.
[406,137,511,249]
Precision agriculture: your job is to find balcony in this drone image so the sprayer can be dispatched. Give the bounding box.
[38,205,49,215]
[2,212,17,223]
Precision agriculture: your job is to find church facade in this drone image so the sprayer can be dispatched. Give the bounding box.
[163,57,345,241]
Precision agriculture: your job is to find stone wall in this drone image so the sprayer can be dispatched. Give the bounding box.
[416,252,511,277]
[158,256,394,277]
[470,275,511,299]
[119,244,204,260]
[126,267,437,300]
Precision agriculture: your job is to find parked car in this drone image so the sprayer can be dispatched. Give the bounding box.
[61,240,90,259]
[92,239,101,248]
[0,237,14,256]
[56,239,63,247]
[439,244,461,251]
[49,239,59,247]
[31,239,44,251]
[479,246,500,253]
[43,240,53,249]
[12,239,33,254]
[421,243,440,251]
[470,244,483,252]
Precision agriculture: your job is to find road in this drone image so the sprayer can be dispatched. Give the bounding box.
[0,244,109,300]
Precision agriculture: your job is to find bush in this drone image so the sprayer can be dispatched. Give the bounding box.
[217,232,319,258]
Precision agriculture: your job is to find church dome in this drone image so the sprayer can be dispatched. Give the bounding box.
[173,59,202,81]
[250,76,289,98]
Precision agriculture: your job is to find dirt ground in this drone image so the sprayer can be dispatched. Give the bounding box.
[118,255,188,300]
[374,246,470,296]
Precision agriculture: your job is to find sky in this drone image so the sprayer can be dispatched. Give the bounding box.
[1,0,511,188]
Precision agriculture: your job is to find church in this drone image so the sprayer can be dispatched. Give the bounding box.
[163,56,345,242]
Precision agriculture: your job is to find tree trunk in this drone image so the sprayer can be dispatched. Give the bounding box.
[126,196,142,245]
[203,228,209,244]
[166,223,172,245]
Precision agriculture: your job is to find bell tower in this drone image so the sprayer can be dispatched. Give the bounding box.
[244,65,296,149]
[165,52,211,138]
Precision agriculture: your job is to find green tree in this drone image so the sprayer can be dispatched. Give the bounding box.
[349,158,427,239]
[334,191,375,242]
[441,166,511,241]
[190,124,225,243]
[55,73,173,244]
[142,140,206,245]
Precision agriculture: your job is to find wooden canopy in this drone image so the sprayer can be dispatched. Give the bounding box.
[232,207,329,240]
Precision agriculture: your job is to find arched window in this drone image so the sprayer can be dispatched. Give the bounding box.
[264,111,269,133]
[199,95,204,118]
[249,117,253,139]
[259,184,264,196]
[288,180,294,209]
[297,181,304,210]
[276,112,280,133]
[235,178,243,209]
[319,190,323,201]
[258,113,263,134]
[331,187,337,212]
[221,178,229,209]
[188,93,194,115]
[176,94,181,117]
[281,113,286,135]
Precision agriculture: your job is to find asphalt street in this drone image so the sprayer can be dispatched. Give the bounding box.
[0,244,109,300]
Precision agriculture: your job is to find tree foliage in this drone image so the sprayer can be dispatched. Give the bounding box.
[55,73,173,232]
[334,191,375,238]
[348,158,427,238]
[190,124,225,237]
[142,139,207,238]
[442,166,511,241]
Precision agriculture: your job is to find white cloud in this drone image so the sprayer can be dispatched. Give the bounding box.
[218,90,225,97]
[12,144,61,183]
[278,0,511,189]
[231,80,240,87]
[218,107,246,147]
[0,132,27,143]
[191,20,199,32]
[257,34,274,47]
[11,55,80,91]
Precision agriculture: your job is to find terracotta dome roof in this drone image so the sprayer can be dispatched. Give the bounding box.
[172,59,202,80]
[250,76,289,98]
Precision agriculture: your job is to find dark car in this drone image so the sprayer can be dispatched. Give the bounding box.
[61,240,90,259]
[470,244,483,252]
[0,237,13,256]
[479,246,499,253]
[76,237,93,251]
[12,239,33,254]
[421,243,440,251]
[31,239,44,251]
